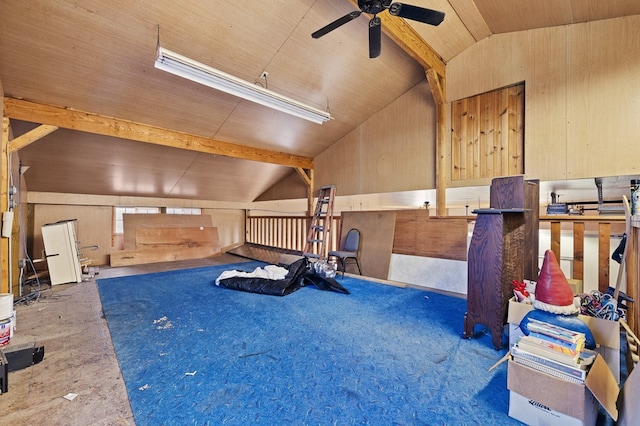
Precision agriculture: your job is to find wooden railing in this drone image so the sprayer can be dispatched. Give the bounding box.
[247,214,625,289]
[540,215,626,294]
[246,215,341,255]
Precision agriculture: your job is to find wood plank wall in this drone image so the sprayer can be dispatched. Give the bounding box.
[392,211,468,262]
[313,81,436,196]
[450,84,524,181]
[447,16,640,183]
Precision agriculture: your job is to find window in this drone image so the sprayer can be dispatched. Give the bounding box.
[113,206,160,234]
[165,207,202,215]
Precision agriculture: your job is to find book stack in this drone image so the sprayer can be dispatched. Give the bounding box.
[512,319,596,383]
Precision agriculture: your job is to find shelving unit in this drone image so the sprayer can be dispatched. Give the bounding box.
[41,219,82,285]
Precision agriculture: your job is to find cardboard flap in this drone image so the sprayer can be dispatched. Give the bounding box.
[618,364,640,425]
[585,355,619,420]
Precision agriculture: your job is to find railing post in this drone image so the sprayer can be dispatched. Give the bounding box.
[573,222,584,281]
[550,221,561,262]
[598,222,611,293]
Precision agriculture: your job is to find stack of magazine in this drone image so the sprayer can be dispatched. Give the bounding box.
[511,319,596,383]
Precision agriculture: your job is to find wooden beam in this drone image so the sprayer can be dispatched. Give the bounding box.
[550,221,561,262]
[295,167,312,188]
[598,222,611,293]
[1,118,9,293]
[295,167,314,216]
[426,69,447,216]
[426,68,444,105]
[346,1,446,78]
[573,222,585,280]
[3,97,314,170]
[8,123,58,153]
[379,13,446,78]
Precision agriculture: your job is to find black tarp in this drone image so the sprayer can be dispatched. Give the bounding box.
[217,257,349,296]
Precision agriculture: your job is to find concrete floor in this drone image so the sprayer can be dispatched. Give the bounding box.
[1,253,250,426]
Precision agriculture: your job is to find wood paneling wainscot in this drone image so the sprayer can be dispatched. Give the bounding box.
[392,211,468,262]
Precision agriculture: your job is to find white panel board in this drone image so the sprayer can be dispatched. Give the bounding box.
[388,254,468,295]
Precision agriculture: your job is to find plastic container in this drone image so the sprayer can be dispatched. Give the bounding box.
[632,179,640,216]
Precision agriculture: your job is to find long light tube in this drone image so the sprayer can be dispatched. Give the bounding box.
[155,47,332,124]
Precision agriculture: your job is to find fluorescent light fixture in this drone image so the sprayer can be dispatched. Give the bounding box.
[155,47,332,124]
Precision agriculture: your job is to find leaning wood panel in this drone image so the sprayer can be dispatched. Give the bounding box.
[111,227,220,267]
[123,214,213,250]
[340,211,397,280]
[392,212,468,261]
[135,227,219,250]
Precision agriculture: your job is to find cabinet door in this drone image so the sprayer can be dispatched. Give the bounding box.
[42,222,82,285]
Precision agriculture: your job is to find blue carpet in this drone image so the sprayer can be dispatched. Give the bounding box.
[97,262,522,425]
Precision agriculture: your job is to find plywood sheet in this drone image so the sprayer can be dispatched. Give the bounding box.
[123,214,213,250]
[340,211,397,280]
[110,226,221,267]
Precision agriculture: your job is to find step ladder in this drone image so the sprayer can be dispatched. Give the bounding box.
[303,185,336,260]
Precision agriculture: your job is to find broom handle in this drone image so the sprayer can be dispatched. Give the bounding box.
[621,318,640,347]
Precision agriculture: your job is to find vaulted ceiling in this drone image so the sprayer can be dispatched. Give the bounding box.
[2,0,639,203]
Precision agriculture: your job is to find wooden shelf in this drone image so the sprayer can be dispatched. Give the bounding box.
[463,176,539,350]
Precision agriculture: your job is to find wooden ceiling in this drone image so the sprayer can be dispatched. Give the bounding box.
[2,0,639,203]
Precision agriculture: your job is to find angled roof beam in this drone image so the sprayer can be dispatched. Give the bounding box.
[3,97,314,170]
[295,167,314,215]
[8,123,58,153]
[347,0,446,78]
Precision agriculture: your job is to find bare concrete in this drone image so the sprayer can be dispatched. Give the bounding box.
[1,253,249,426]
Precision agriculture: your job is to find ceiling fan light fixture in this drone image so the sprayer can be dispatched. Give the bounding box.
[154,47,332,124]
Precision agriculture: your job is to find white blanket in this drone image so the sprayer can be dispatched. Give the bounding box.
[215,265,289,286]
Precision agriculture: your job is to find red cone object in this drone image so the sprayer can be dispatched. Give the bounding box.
[532,250,578,314]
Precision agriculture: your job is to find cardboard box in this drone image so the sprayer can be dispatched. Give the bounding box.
[567,278,584,294]
[508,358,611,425]
[508,339,640,425]
[507,297,620,383]
[508,389,597,426]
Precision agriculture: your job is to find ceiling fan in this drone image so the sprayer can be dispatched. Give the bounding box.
[312,0,445,58]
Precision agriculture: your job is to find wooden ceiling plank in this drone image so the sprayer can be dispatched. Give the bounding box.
[8,123,58,153]
[447,0,493,42]
[3,97,313,170]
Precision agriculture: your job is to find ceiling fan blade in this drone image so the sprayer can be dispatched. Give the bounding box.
[312,10,362,38]
[368,17,382,59]
[388,3,445,26]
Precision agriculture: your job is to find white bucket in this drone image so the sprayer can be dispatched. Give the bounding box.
[0,293,13,320]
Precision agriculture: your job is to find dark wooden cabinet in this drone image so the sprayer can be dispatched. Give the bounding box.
[463,176,539,350]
